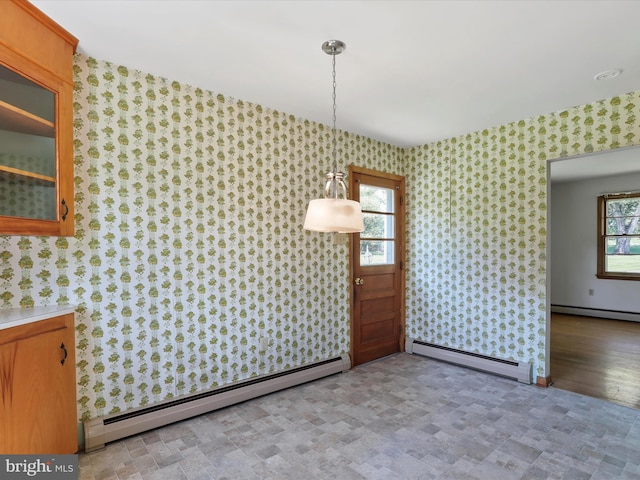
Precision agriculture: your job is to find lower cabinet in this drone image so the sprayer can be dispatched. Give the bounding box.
[0,313,77,454]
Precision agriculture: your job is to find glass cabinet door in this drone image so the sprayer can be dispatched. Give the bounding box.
[0,0,77,236]
[0,63,58,221]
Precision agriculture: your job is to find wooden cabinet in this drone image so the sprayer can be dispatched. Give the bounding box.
[0,0,78,236]
[0,312,77,454]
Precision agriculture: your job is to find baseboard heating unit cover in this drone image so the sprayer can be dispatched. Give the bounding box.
[84,354,351,452]
[405,337,531,384]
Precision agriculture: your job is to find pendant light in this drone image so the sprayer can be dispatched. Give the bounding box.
[303,40,364,233]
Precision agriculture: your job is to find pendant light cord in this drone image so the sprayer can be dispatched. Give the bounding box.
[331,51,338,181]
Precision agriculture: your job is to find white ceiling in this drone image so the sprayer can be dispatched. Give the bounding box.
[32,0,640,177]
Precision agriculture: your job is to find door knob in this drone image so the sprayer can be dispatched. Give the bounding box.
[355,277,364,286]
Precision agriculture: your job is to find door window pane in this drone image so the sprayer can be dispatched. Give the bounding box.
[363,212,394,239]
[360,185,394,213]
[360,240,394,265]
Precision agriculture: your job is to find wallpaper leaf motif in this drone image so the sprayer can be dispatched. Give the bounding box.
[1,55,402,421]
[405,92,639,378]
[0,53,638,422]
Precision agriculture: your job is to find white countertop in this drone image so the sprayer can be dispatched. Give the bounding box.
[0,305,76,331]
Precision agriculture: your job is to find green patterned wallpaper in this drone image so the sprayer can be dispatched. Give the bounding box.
[0,55,403,421]
[1,52,638,421]
[405,92,640,378]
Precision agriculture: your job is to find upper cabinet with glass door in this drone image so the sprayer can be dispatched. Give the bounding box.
[0,0,78,236]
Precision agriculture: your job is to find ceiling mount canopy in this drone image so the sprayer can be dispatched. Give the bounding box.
[303,40,364,233]
[321,39,345,56]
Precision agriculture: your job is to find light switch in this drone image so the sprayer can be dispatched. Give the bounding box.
[334,233,349,245]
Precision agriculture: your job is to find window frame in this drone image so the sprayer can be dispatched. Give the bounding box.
[596,192,640,281]
[359,184,396,267]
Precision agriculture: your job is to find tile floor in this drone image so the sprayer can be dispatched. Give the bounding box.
[79,353,640,480]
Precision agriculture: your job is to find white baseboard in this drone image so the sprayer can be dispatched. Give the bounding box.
[551,305,640,323]
[83,354,351,452]
[405,338,532,384]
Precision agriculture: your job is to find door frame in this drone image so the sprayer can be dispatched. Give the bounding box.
[348,165,406,365]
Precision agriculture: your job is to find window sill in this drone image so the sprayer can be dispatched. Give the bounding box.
[596,273,640,281]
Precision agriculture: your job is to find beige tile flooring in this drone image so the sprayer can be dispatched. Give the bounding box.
[79,353,640,479]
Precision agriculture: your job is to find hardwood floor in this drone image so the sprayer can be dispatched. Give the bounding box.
[551,313,640,409]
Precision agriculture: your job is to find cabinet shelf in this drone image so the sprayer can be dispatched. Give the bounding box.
[0,164,56,184]
[0,98,55,138]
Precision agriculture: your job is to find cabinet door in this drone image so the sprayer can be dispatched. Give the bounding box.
[0,314,77,454]
[0,0,77,236]
[0,54,74,236]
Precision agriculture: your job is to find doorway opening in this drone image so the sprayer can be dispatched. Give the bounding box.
[547,146,640,408]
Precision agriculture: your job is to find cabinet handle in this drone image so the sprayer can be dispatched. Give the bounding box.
[61,199,69,221]
[60,342,68,365]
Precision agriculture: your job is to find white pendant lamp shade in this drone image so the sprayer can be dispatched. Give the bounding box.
[304,198,364,233]
[303,39,364,234]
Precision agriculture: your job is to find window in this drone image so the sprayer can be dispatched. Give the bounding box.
[597,192,640,280]
[359,184,395,266]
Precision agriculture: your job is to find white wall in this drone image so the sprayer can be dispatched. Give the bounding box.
[550,170,640,315]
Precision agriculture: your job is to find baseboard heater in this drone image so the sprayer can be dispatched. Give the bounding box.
[84,354,351,452]
[551,304,640,323]
[405,337,531,384]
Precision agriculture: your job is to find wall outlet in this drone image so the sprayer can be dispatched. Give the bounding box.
[259,337,268,350]
[588,289,594,296]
